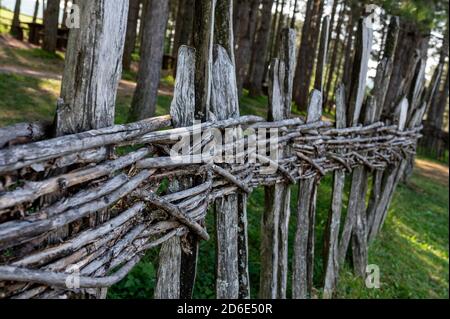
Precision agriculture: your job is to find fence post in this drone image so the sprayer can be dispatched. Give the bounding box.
[260,28,296,299]
[154,46,197,299]
[323,84,346,298]
[366,16,400,242]
[212,0,247,299]
[292,90,323,299]
[337,17,373,271]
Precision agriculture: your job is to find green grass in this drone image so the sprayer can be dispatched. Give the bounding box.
[0,7,43,38]
[0,52,448,299]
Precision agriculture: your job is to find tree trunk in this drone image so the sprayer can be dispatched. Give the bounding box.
[172,0,194,56]
[247,0,274,97]
[341,3,359,89]
[268,0,280,61]
[32,0,39,24]
[62,0,68,27]
[272,0,286,57]
[43,0,60,53]
[10,0,22,40]
[426,25,449,130]
[290,0,298,28]
[122,0,140,71]
[324,1,345,109]
[383,20,430,117]
[235,0,260,95]
[130,0,170,121]
[293,0,323,111]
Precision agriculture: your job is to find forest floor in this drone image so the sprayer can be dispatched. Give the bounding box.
[0,35,448,299]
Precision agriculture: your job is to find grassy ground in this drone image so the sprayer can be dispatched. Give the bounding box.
[0,7,43,37]
[0,41,448,299]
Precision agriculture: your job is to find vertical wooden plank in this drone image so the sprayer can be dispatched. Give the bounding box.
[292,90,323,299]
[155,237,182,299]
[314,16,330,92]
[366,16,400,240]
[212,45,240,299]
[155,46,197,299]
[260,28,296,300]
[51,0,129,299]
[260,58,283,299]
[323,84,346,299]
[337,16,373,268]
[368,98,409,241]
[277,29,296,299]
[212,0,246,299]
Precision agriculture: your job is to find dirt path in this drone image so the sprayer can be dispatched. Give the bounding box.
[415,158,449,186]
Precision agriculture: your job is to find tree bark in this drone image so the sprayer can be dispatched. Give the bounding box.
[293,0,323,111]
[122,0,141,71]
[173,0,195,57]
[43,0,60,53]
[383,20,430,117]
[32,0,39,24]
[235,0,260,95]
[247,0,274,97]
[10,0,22,40]
[324,1,346,109]
[130,0,170,121]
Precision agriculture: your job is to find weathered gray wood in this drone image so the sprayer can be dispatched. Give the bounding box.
[366,16,400,240]
[292,90,322,299]
[155,45,197,299]
[346,17,373,127]
[211,45,240,299]
[368,98,409,242]
[323,84,346,299]
[155,237,182,299]
[260,28,296,299]
[48,1,129,299]
[0,148,150,211]
[0,116,171,174]
[338,17,373,268]
[0,122,49,148]
[56,0,128,136]
[0,171,151,248]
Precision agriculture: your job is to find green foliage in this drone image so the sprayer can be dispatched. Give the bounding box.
[108,253,158,299]
[380,0,448,30]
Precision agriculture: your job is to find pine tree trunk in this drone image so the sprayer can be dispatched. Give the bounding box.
[122,0,141,71]
[293,0,323,111]
[248,0,274,97]
[32,0,39,24]
[383,20,430,116]
[10,0,22,40]
[324,0,345,109]
[272,0,286,57]
[235,0,260,95]
[290,0,298,28]
[172,0,194,56]
[130,0,170,121]
[43,0,60,53]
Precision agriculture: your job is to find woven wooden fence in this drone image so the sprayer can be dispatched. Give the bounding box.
[0,13,426,299]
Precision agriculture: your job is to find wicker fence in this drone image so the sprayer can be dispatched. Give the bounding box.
[0,15,426,299]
